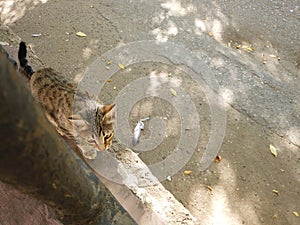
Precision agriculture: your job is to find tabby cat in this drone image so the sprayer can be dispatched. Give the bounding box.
[18,42,115,159]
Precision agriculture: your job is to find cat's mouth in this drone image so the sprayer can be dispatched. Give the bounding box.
[88,138,106,151]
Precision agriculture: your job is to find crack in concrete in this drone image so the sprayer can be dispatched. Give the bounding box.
[93,6,122,39]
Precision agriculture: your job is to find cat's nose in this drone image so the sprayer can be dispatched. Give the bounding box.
[95,143,106,151]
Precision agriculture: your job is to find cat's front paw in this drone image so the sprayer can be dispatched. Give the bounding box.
[78,144,97,159]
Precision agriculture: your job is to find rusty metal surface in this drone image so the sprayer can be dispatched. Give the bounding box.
[0,48,136,225]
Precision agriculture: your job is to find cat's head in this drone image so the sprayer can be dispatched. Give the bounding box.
[70,103,116,153]
[93,103,116,151]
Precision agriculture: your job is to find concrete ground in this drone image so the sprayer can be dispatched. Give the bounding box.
[1,0,299,224]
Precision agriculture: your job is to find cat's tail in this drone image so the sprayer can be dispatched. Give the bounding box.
[18,41,35,78]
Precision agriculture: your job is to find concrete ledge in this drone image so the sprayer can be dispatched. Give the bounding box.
[90,149,198,225]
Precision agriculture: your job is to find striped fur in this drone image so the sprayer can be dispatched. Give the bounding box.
[18,42,115,159]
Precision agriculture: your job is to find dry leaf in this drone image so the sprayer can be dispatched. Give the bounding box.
[76,31,87,37]
[184,170,192,175]
[118,63,125,70]
[272,189,279,195]
[241,45,254,52]
[206,186,213,192]
[247,47,254,52]
[270,144,277,157]
[170,88,177,96]
[235,44,254,52]
[215,155,222,163]
[293,211,299,217]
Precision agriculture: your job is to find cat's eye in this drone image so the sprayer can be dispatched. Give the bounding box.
[88,134,96,143]
[88,139,94,143]
[104,134,112,141]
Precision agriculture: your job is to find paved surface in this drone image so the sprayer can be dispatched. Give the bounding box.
[1,0,299,224]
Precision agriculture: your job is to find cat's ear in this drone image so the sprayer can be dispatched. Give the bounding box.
[102,103,116,124]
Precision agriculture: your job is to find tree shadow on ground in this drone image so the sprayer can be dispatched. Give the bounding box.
[3,0,300,224]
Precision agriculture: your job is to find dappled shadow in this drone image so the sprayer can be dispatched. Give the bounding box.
[184,111,300,224]
[4,0,300,224]
[0,0,48,26]
[148,0,300,224]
